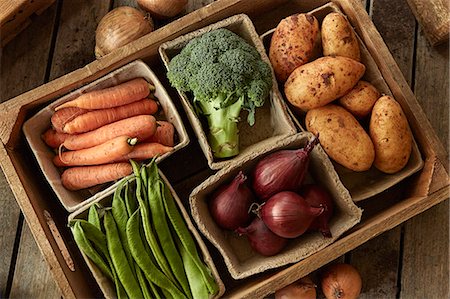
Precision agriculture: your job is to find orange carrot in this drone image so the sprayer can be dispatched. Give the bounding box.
[55,78,152,111]
[114,143,173,162]
[51,107,88,133]
[145,121,175,147]
[54,136,137,167]
[63,98,158,134]
[61,163,133,191]
[41,128,71,149]
[63,115,157,150]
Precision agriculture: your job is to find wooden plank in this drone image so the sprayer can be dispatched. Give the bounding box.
[406,0,449,46]
[49,0,111,81]
[349,1,416,298]
[400,25,449,299]
[0,170,20,297]
[9,225,61,299]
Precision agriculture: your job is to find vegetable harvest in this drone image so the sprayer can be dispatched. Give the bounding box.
[167,28,272,158]
[71,161,219,298]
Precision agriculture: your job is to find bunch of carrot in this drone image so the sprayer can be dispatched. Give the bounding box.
[41,78,176,191]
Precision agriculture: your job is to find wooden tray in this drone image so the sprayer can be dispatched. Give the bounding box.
[0,0,448,298]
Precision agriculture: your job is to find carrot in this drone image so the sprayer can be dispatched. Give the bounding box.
[145,121,175,147]
[41,128,71,149]
[63,98,158,134]
[55,78,152,111]
[54,136,137,167]
[61,163,133,191]
[63,115,157,150]
[51,107,88,133]
[114,143,173,162]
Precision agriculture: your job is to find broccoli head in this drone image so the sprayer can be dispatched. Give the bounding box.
[167,28,273,158]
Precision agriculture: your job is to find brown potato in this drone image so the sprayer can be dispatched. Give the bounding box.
[369,96,412,174]
[339,80,381,118]
[269,13,320,82]
[322,12,360,61]
[284,56,365,111]
[306,104,374,171]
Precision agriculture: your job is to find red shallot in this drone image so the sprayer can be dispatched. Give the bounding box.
[252,136,320,199]
[259,191,324,238]
[301,184,334,238]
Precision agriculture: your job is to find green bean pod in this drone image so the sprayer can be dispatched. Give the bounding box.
[126,209,187,299]
[130,160,176,284]
[148,169,192,298]
[104,211,143,299]
[124,181,137,217]
[162,182,219,296]
[136,267,153,299]
[72,221,113,281]
[88,204,102,231]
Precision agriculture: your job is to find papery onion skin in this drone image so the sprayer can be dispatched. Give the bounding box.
[261,191,324,238]
[301,184,334,238]
[137,0,187,19]
[95,7,154,58]
[209,171,255,230]
[252,136,319,200]
[236,217,288,256]
[275,276,317,299]
[321,263,362,299]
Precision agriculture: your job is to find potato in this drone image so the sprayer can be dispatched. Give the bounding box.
[339,80,381,118]
[306,104,374,172]
[284,56,365,111]
[269,13,320,82]
[369,96,412,174]
[322,12,360,61]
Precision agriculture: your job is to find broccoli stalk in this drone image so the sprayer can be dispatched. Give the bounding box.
[167,28,272,158]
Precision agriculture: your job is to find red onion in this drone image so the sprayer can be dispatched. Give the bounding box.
[236,217,288,256]
[209,171,255,230]
[260,191,324,238]
[252,136,319,199]
[301,184,334,238]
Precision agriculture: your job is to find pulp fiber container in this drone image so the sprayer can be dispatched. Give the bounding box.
[68,170,225,299]
[159,14,297,170]
[260,2,424,201]
[189,132,363,279]
[23,60,189,212]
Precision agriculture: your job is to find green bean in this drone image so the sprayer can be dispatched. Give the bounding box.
[104,211,143,299]
[130,160,176,284]
[88,204,101,231]
[71,221,113,281]
[126,209,187,299]
[124,180,137,217]
[161,182,219,295]
[136,267,152,299]
[149,177,191,298]
[176,236,209,299]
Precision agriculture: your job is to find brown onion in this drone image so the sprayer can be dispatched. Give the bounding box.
[137,0,187,19]
[236,217,287,256]
[252,136,319,200]
[321,263,362,299]
[260,191,324,238]
[95,7,154,58]
[275,276,317,299]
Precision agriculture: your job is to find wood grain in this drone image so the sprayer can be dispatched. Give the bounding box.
[9,225,61,299]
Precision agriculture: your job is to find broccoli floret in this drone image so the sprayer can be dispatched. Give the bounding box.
[167,28,272,158]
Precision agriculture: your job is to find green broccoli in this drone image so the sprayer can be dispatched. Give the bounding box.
[167,28,272,158]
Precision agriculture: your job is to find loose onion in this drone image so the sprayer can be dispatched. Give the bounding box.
[300,184,334,238]
[321,263,362,299]
[275,276,317,299]
[137,0,187,19]
[95,7,154,58]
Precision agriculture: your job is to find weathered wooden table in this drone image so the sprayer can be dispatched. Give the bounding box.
[1,0,448,298]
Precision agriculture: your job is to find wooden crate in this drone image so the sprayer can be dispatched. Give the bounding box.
[0,0,56,46]
[0,0,448,298]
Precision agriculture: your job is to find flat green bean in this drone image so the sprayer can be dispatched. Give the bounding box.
[124,180,137,217]
[136,267,152,299]
[130,160,176,284]
[72,222,113,281]
[147,162,191,298]
[104,211,143,299]
[87,204,101,231]
[162,182,219,295]
[126,209,187,299]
